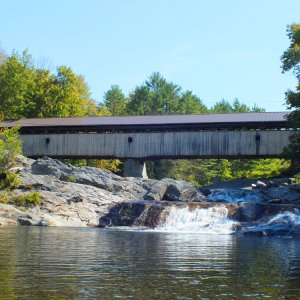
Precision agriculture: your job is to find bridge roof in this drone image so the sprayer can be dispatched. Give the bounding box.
[3,112,289,131]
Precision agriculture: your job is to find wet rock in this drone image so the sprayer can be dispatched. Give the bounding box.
[288,178,296,185]
[242,224,293,237]
[207,189,264,203]
[17,215,48,226]
[98,201,166,228]
[199,188,212,197]
[268,199,283,204]
[238,202,265,222]
[272,178,292,187]
[284,193,300,203]
[262,187,300,203]
[256,181,267,188]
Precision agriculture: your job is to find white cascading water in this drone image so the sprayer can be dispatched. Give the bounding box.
[155,205,239,234]
[266,209,300,226]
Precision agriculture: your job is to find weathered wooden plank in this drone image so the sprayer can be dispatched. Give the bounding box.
[20,130,292,159]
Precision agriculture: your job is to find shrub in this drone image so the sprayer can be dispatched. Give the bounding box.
[0,191,9,203]
[67,175,77,183]
[295,174,300,184]
[9,192,41,207]
[0,170,21,190]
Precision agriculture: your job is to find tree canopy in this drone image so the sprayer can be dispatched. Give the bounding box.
[281,23,300,158]
[0,50,98,119]
[126,72,207,115]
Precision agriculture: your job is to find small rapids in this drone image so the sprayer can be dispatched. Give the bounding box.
[267,209,300,226]
[152,206,300,236]
[154,205,240,234]
[241,209,300,236]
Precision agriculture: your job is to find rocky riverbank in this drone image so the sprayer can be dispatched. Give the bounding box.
[1,156,300,236]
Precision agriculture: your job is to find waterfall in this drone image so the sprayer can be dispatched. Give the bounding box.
[155,205,239,234]
[266,209,300,226]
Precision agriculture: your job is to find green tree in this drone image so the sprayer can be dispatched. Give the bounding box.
[281,23,300,158]
[211,99,234,113]
[0,49,98,119]
[103,85,127,115]
[0,119,22,191]
[127,72,181,115]
[0,50,36,119]
[48,66,97,117]
[179,91,208,114]
[0,48,7,65]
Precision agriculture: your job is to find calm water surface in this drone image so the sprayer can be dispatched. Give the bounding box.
[0,227,300,299]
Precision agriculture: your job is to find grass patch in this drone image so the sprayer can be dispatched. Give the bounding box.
[1,192,42,207]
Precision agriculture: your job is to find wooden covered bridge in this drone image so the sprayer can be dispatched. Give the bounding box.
[2,112,292,177]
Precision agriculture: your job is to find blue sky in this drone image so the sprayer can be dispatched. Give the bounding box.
[0,0,299,111]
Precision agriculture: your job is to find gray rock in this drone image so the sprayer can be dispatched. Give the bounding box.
[31,156,72,178]
[208,188,264,203]
[284,192,300,202]
[261,187,289,200]
[3,155,300,230]
[238,202,265,221]
[18,215,48,226]
[143,179,169,201]
[24,156,150,200]
[144,178,205,202]
[256,181,267,188]
[288,178,296,185]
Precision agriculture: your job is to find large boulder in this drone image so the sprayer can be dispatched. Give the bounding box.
[26,157,150,200]
[144,178,206,202]
[17,215,48,226]
[237,202,265,221]
[207,188,265,203]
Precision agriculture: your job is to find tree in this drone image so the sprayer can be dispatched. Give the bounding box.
[0,50,36,119]
[179,91,208,114]
[211,99,234,113]
[0,48,7,65]
[103,85,127,116]
[0,49,98,119]
[127,72,181,115]
[281,23,300,158]
[0,117,22,190]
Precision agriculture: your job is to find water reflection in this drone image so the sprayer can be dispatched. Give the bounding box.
[0,227,299,299]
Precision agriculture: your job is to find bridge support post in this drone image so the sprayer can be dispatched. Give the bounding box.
[123,159,148,179]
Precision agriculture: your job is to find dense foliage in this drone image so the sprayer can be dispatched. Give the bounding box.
[281,23,300,158]
[0,50,98,119]
[0,124,22,190]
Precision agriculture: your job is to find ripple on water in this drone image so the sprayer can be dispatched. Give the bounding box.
[0,227,300,299]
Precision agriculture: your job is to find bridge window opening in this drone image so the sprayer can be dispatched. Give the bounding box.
[45,137,50,144]
[128,137,133,143]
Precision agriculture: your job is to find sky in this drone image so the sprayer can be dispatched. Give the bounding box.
[0,0,299,112]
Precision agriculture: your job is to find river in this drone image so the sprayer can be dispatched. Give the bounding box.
[0,227,300,299]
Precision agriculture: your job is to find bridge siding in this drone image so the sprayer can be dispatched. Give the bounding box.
[20,130,291,159]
